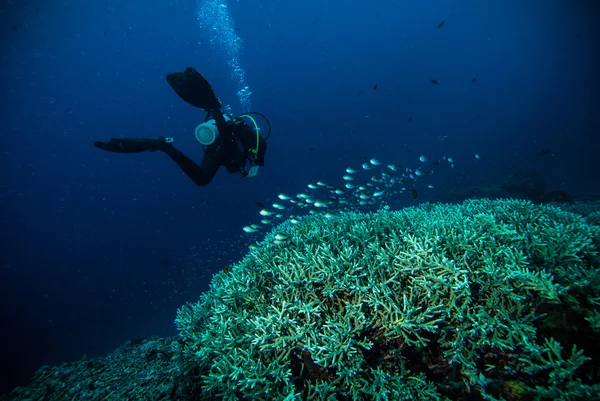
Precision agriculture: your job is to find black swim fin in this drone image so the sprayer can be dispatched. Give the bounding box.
[93,137,173,153]
[166,67,222,112]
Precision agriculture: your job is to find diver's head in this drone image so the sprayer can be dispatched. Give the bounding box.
[245,165,260,178]
[241,155,260,178]
[194,119,218,145]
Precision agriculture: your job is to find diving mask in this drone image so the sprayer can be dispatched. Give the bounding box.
[245,165,260,178]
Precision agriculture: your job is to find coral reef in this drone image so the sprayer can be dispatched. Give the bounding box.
[0,338,189,401]
[4,199,600,401]
[176,199,600,400]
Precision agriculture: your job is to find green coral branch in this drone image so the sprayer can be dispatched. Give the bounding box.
[175,199,600,400]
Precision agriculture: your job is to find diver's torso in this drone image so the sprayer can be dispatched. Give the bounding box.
[205,130,248,173]
[223,134,247,173]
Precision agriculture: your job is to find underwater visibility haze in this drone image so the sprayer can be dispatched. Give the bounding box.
[1,0,599,399]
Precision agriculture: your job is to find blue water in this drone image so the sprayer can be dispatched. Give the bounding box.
[1,0,598,393]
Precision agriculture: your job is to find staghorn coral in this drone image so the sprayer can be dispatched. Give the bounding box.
[175,199,600,400]
[2,338,187,401]
[557,200,600,226]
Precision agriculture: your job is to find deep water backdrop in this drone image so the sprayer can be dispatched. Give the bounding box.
[1,0,598,394]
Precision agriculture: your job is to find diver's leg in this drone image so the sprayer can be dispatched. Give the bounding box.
[93,137,217,186]
[159,144,218,187]
[93,137,171,153]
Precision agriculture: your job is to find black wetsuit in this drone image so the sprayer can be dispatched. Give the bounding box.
[93,120,266,186]
[93,67,268,187]
[160,121,266,186]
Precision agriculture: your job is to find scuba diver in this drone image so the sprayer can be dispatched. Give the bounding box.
[93,67,270,186]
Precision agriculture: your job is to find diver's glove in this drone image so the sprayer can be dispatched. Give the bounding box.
[93,137,174,153]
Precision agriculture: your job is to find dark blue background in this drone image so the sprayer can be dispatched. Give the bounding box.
[1,0,598,393]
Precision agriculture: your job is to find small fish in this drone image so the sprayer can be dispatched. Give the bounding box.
[427,184,435,189]
[259,209,274,216]
[362,163,372,170]
[346,167,357,174]
[343,175,355,181]
[274,233,290,241]
[373,83,378,90]
[419,155,428,162]
[370,158,382,166]
[345,183,356,189]
[474,153,480,159]
[409,189,418,200]
[307,183,318,189]
[260,218,271,224]
[314,200,328,208]
[373,190,385,197]
[471,78,477,83]
[536,148,552,157]
[415,167,433,176]
[272,203,286,210]
[243,225,258,233]
[387,164,398,171]
[437,20,446,28]
[447,157,455,163]
[278,193,291,200]
[431,79,440,85]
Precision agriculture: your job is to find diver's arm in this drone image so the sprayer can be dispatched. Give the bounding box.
[236,128,268,166]
[255,135,267,166]
[160,143,219,187]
